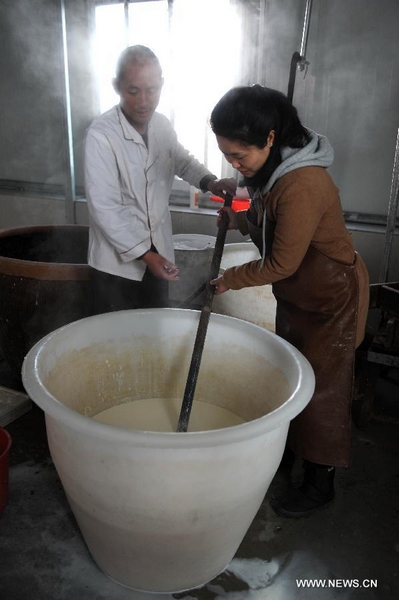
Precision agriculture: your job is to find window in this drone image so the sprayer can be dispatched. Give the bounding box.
[93,0,243,186]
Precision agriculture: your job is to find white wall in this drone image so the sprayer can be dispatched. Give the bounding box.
[261,0,399,218]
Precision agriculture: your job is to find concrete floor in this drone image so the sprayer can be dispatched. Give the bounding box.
[1,358,399,600]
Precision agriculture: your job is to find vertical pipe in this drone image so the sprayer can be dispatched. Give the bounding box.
[167,0,175,126]
[256,0,266,86]
[378,127,399,283]
[167,0,174,26]
[299,0,313,65]
[60,0,76,224]
[287,0,313,102]
[124,0,130,46]
[287,51,301,104]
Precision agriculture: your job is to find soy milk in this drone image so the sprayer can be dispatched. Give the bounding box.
[93,397,246,432]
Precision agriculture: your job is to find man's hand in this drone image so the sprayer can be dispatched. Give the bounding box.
[207,177,237,200]
[142,251,179,281]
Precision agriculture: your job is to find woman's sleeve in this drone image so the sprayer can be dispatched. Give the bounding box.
[223,175,325,289]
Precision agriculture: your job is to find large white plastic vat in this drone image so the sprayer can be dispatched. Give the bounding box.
[213,242,277,331]
[22,309,314,593]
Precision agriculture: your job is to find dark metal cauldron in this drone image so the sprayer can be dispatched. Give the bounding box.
[0,225,94,377]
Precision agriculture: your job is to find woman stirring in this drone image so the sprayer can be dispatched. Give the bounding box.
[210,85,369,518]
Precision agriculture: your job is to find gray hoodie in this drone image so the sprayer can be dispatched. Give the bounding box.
[258,129,334,268]
[262,128,334,194]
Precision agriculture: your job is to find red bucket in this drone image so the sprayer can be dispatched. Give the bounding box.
[0,427,12,514]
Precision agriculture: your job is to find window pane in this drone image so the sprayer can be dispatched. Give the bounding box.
[128,1,170,117]
[94,4,126,113]
[93,0,242,178]
[169,0,242,175]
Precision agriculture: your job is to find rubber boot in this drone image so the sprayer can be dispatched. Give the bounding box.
[271,459,335,518]
[277,446,296,475]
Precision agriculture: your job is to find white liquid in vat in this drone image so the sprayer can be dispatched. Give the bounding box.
[92,397,246,432]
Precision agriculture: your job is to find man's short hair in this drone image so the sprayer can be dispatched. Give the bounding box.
[115,45,162,82]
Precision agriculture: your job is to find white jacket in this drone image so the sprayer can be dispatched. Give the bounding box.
[84,106,213,280]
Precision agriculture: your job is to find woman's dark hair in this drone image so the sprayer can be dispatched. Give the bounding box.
[210,85,310,188]
[210,85,309,149]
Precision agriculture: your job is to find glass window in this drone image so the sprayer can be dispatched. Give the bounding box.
[93,0,242,188]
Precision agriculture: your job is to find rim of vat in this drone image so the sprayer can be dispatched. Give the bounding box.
[0,224,90,280]
[22,309,315,449]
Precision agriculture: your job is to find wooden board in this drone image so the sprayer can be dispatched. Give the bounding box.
[0,386,32,427]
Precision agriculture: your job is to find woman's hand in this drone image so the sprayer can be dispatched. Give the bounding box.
[210,275,230,295]
[141,251,179,281]
[217,206,237,230]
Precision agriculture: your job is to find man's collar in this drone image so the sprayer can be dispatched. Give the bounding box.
[117,106,148,144]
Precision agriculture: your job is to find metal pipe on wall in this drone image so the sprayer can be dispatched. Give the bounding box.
[124,0,130,45]
[378,127,399,283]
[60,0,76,224]
[256,0,267,86]
[299,0,312,67]
[287,0,313,103]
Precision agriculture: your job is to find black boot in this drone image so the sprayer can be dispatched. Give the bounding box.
[271,459,335,519]
[277,446,296,474]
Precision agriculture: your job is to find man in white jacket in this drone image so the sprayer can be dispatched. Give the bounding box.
[85,45,236,312]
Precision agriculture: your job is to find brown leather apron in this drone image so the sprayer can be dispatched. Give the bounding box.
[247,214,367,467]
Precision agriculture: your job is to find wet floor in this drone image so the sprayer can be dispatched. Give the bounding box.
[1,360,399,600]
